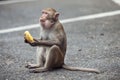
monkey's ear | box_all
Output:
[54,12,59,20]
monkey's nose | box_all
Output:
[40,18,45,22]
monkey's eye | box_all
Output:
[42,11,48,15]
[44,12,48,15]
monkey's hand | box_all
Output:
[29,41,38,47]
[33,38,39,42]
[24,39,28,43]
[24,37,40,47]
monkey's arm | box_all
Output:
[30,39,61,47]
[24,38,41,46]
[29,33,63,47]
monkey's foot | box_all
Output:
[29,68,48,73]
[25,64,32,69]
[25,63,40,69]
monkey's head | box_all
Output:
[39,8,59,29]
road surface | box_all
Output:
[0,0,120,80]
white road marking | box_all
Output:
[0,10,120,34]
[0,24,40,34]
[0,0,35,5]
[60,10,120,23]
[112,0,120,5]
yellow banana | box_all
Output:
[24,31,34,43]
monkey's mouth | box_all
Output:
[40,19,45,22]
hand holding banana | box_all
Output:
[24,31,39,47]
[24,31,34,43]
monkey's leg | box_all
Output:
[45,45,64,68]
[26,55,44,69]
[25,56,44,69]
[26,48,44,69]
[29,45,63,73]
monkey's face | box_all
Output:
[40,10,48,21]
[39,10,53,29]
[39,8,59,29]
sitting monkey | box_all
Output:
[24,8,100,73]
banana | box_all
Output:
[24,31,34,43]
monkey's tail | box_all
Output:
[62,64,100,74]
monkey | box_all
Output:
[24,8,100,74]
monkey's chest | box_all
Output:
[41,32,49,40]
[41,32,54,40]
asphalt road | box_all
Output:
[0,0,120,80]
